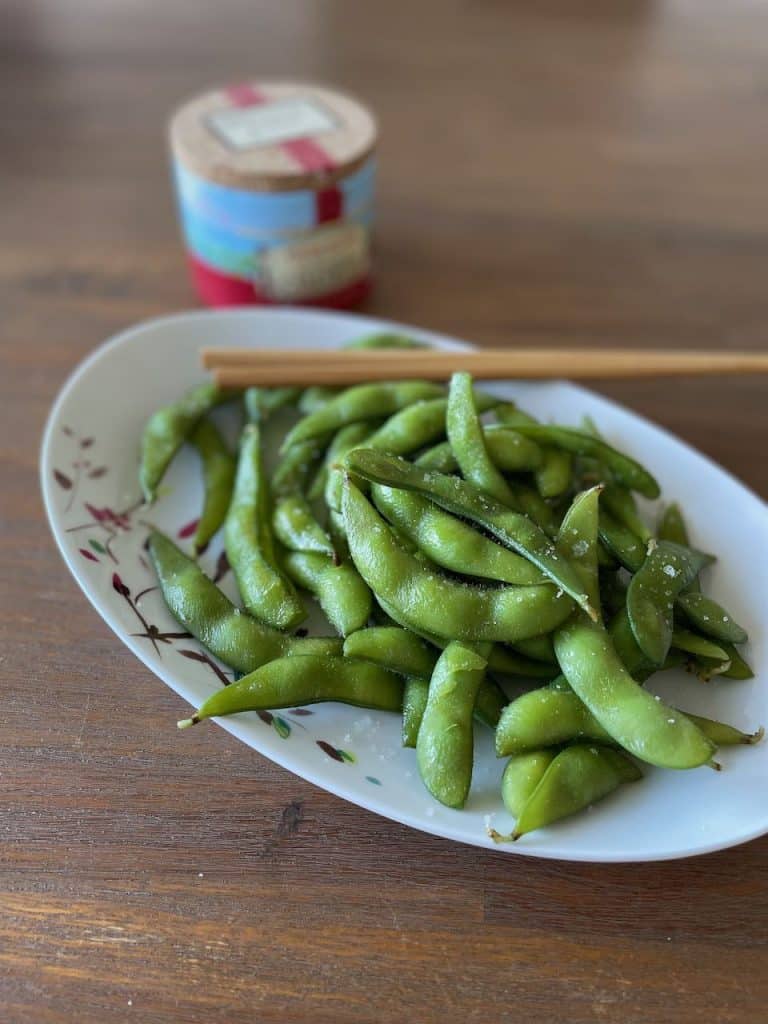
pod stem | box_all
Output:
[486,826,522,844]
[177,715,201,730]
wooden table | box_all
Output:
[3,2,767,1020]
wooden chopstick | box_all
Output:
[201,346,768,387]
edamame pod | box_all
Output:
[496,687,612,756]
[273,493,336,558]
[402,677,430,748]
[178,654,404,727]
[658,503,690,546]
[343,626,438,679]
[225,424,305,630]
[511,425,660,499]
[140,381,233,503]
[148,531,341,673]
[342,481,575,643]
[675,591,748,645]
[535,447,573,499]
[446,372,519,507]
[309,420,373,503]
[416,427,543,474]
[282,381,445,450]
[496,683,762,755]
[189,418,236,554]
[366,394,497,457]
[370,598,510,729]
[345,450,596,618]
[417,641,490,808]
[554,614,716,769]
[245,386,301,422]
[284,550,372,637]
[627,541,712,665]
[598,508,646,572]
[510,745,642,839]
[500,750,557,817]
[556,486,602,612]
[371,484,546,585]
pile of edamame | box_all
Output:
[141,334,760,840]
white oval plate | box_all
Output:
[41,309,767,862]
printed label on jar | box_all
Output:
[207,97,338,151]
[258,223,369,301]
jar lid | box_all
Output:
[169,80,377,193]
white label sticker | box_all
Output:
[207,97,338,151]
[259,223,369,301]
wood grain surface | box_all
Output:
[2,2,767,1021]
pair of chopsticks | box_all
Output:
[202,346,768,388]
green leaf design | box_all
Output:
[89,539,107,554]
[273,716,291,739]
[365,776,382,785]
[338,749,356,764]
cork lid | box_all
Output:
[169,80,377,192]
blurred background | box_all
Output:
[5,1,767,480]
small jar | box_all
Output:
[169,81,377,308]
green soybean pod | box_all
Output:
[655,506,750,649]
[658,503,690,546]
[366,394,498,457]
[627,541,712,665]
[342,481,575,643]
[273,493,335,558]
[498,676,762,754]
[602,484,652,543]
[178,654,404,728]
[245,386,301,422]
[416,641,490,808]
[511,425,660,499]
[446,371,519,507]
[147,531,341,674]
[402,677,430,748]
[598,508,646,572]
[485,646,560,681]
[715,642,755,680]
[371,484,546,585]
[308,420,373,503]
[510,634,556,664]
[224,424,305,631]
[370,597,510,729]
[345,450,595,617]
[346,333,428,350]
[556,485,602,612]
[417,427,543,474]
[343,626,438,679]
[271,435,335,558]
[535,447,573,499]
[608,607,654,679]
[282,381,445,449]
[188,418,236,554]
[676,591,749,645]
[510,745,642,839]
[671,629,729,663]
[495,687,612,757]
[554,614,716,769]
[500,751,557,817]
[493,404,537,428]
[140,381,233,503]
[298,386,338,414]
[283,550,372,637]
